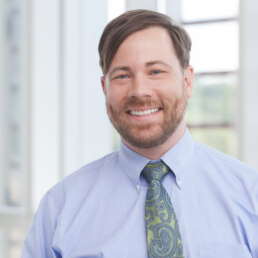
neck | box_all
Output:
[122,121,186,160]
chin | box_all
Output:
[123,133,170,149]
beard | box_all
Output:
[106,89,188,149]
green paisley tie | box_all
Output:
[142,161,184,258]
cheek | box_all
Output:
[106,88,125,107]
[158,85,179,99]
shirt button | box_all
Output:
[178,180,182,187]
[136,184,141,190]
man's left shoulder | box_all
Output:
[194,142,258,215]
[194,141,258,181]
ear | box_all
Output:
[184,65,194,99]
[101,76,107,95]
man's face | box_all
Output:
[101,26,193,149]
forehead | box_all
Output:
[118,26,173,51]
[108,27,178,71]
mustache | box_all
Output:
[122,97,163,110]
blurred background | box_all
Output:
[0,0,258,256]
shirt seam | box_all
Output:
[195,141,258,176]
[47,190,61,210]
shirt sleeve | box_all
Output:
[21,192,61,258]
[250,179,258,258]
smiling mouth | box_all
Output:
[128,108,160,116]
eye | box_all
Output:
[151,70,163,75]
[115,74,129,79]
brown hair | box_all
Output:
[98,9,191,75]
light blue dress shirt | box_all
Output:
[22,129,258,258]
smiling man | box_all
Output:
[22,10,258,258]
[101,26,193,159]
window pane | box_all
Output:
[182,0,239,21]
[0,226,25,258]
[189,127,238,157]
[185,22,239,73]
[186,73,238,125]
[108,0,125,21]
[0,0,25,209]
[157,0,166,14]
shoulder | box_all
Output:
[65,151,118,180]
[25,151,120,247]
[193,141,258,212]
[46,151,119,208]
[194,141,258,178]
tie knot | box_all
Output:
[142,161,169,183]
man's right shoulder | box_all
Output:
[46,151,119,208]
[71,151,119,177]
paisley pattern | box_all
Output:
[142,161,184,258]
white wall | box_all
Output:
[62,0,112,177]
[0,0,5,207]
[30,0,61,211]
[30,0,113,211]
[239,0,258,169]
[126,0,156,10]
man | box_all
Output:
[22,10,258,258]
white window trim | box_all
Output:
[239,0,258,169]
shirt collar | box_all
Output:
[118,127,194,190]
[118,140,149,189]
[161,128,194,188]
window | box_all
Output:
[0,0,246,257]
[0,1,29,257]
[1,1,112,257]
[0,0,26,212]
[181,0,240,157]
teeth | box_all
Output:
[130,108,159,116]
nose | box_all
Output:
[127,73,152,98]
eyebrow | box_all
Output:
[109,66,130,78]
[109,60,171,77]
[145,60,171,68]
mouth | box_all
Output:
[127,108,160,116]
